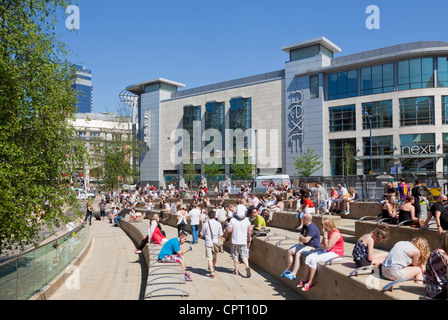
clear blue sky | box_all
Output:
[57,0,448,114]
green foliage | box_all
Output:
[293,148,323,177]
[230,163,254,180]
[203,162,224,179]
[341,143,355,175]
[0,0,86,254]
[96,131,141,191]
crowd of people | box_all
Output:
[87,178,446,299]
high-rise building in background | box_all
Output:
[72,64,93,113]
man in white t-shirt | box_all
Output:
[334,184,349,214]
[224,207,252,277]
[187,204,202,244]
[200,211,224,278]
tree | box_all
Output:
[203,162,224,187]
[230,163,255,181]
[341,142,355,176]
[0,1,87,254]
[293,148,323,177]
[91,112,141,191]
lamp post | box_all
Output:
[363,112,373,174]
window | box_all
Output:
[361,63,394,95]
[362,100,393,129]
[398,58,434,90]
[205,101,225,157]
[229,97,252,151]
[363,135,393,157]
[309,75,319,99]
[399,96,434,126]
[443,96,448,124]
[329,105,356,132]
[183,105,201,157]
[329,138,356,176]
[327,70,358,100]
[438,57,448,87]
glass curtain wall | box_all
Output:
[329,105,356,132]
[329,138,356,176]
[398,57,434,90]
[328,70,357,100]
[362,135,394,173]
[400,133,436,173]
[362,100,393,129]
[399,96,434,126]
[361,63,394,95]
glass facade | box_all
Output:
[398,58,434,90]
[183,105,201,160]
[443,133,448,172]
[362,100,393,129]
[438,57,448,87]
[329,105,356,132]
[328,70,357,100]
[205,101,225,162]
[399,96,434,126]
[229,97,251,162]
[362,135,394,173]
[361,63,394,95]
[442,96,448,124]
[310,75,319,99]
[329,138,356,176]
[73,84,93,113]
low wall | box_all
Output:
[266,211,341,234]
[355,220,446,252]
[349,202,382,220]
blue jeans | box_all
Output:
[114,216,123,226]
[191,224,199,243]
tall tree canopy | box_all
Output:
[0,0,86,254]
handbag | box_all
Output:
[208,221,224,254]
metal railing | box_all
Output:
[0,224,90,300]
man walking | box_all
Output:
[224,207,252,277]
[200,211,224,278]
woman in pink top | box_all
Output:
[298,218,344,291]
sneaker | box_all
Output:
[302,282,314,291]
[246,267,251,278]
[344,211,350,215]
[285,273,296,281]
[297,279,307,288]
[184,272,193,282]
[280,270,291,277]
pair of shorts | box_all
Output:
[205,246,217,261]
[231,244,249,260]
[381,266,405,281]
[289,244,319,256]
[158,255,182,264]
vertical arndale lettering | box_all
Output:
[66,5,80,30]
[365,5,380,30]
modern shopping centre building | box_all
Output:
[122,36,448,187]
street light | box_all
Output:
[363,111,373,174]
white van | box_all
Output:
[252,175,291,193]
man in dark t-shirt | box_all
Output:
[427,194,448,234]
[281,213,320,281]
